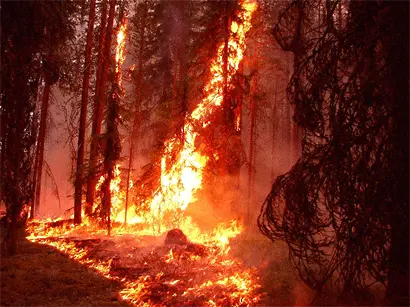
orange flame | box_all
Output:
[115,19,127,79]
[145,0,257,228]
[26,3,262,305]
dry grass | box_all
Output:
[1,237,129,306]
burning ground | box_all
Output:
[1,217,318,306]
[0,220,274,306]
[25,218,266,306]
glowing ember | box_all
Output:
[27,229,262,306]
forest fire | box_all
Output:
[24,0,263,305]
[2,0,408,305]
[144,0,257,230]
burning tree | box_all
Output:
[258,0,409,304]
[20,1,266,305]
[100,17,127,234]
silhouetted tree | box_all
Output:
[74,0,96,224]
[0,1,75,254]
[86,0,114,216]
[258,1,409,305]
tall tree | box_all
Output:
[259,1,409,304]
[86,0,115,216]
[1,1,75,254]
[31,50,54,219]
[74,0,96,224]
[124,1,148,224]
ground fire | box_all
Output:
[24,0,263,305]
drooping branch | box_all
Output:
[259,0,409,304]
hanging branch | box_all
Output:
[259,0,409,304]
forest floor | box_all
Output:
[1,236,129,306]
[1,226,302,306]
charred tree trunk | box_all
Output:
[247,74,256,221]
[125,4,147,225]
[103,73,121,235]
[85,0,110,215]
[101,3,120,234]
[74,0,96,224]
[32,62,53,218]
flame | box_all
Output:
[25,2,262,305]
[115,19,127,79]
[145,0,257,228]
[235,107,241,132]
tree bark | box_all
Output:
[125,3,147,224]
[247,74,256,221]
[32,72,52,218]
[100,0,118,233]
[85,0,108,215]
[74,0,96,224]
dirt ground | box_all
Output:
[1,237,129,306]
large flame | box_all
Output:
[26,2,261,305]
[146,0,257,226]
[93,0,257,235]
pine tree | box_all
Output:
[74,0,96,224]
[86,0,115,216]
[1,1,75,254]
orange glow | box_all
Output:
[235,107,241,132]
[26,1,261,305]
[115,19,127,79]
[144,0,257,230]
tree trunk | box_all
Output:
[103,79,120,235]
[74,0,96,224]
[247,75,256,222]
[100,0,119,233]
[32,73,52,218]
[85,0,108,215]
[125,4,147,224]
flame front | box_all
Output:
[147,0,257,224]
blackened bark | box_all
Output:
[125,3,147,224]
[85,0,108,215]
[32,73,52,217]
[74,0,96,224]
